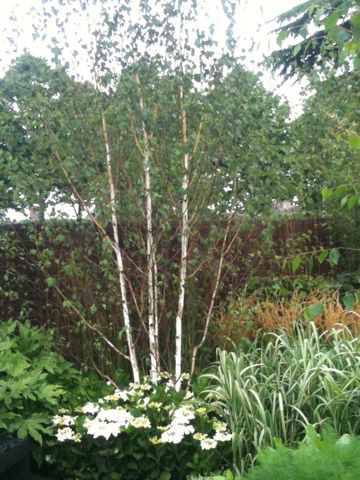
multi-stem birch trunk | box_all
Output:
[135,74,159,383]
[175,85,190,390]
[102,110,140,384]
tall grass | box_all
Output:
[202,322,360,475]
[213,291,360,347]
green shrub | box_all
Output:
[203,322,360,474]
[188,471,237,480]
[244,426,360,480]
[0,320,84,443]
[42,374,232,479]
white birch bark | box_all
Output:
[135,74,159,383]
[102,110,140,384]
[175,85,190,390]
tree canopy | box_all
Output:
[270,0,360,79]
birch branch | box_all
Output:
[135,73,159,382]
[102,109,140,384]
[175,83,190,390]
[53,282,130,361]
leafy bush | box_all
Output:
[188,472,237,480]
[203,322,360,474]
[244,426,360,480]
[42,374,232,479]
[0,320,84,443]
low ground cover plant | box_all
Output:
[41,374,232,479]
[203,322,360,474]
[244,426,360,480]
[0,320,82,444]
[189,428,360,479]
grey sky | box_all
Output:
[1,0,304,104]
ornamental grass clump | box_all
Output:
[45,373,232,479]
[202,322,360,474]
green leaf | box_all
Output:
[46,277,57,288]
[63,299,73,308]
[335,185,348,198]
[344,40,358,54]
[324,11,340,31]
[291,254,302,273]
[343,293,355,311]
[347,195,358,209]
[340,194,349,208]
[14,414,50,445]
[351,13,360,27]
[348,136,360,149]
[158,473,171,480]
[329,248,340,266]
[277,31,289,46]
[304,303,324,321]
[321,187,332,201]
[293,44,301,56]
[37,384,64,404]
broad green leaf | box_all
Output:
[351,13,360,27]
[317,250,329,264]
[324,11,340,31]
[277,31,289,46]
[321,187,332,201]
[158,473,171,480]
[347,195,358,209]
[340,194,349,207]
[329,248,340,266]
[304,303,324,321]
[335,185,348,198]
[46,277,57,287]
[293,44,301,56]
[348,136,360,149]
[291,254,302,273]
[343,293,355,311]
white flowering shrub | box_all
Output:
[43,373,232,479]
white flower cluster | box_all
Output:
[52,373,232,452]
[131,415,151,429]
[82,402,100,415]
[53,415,76,427]
[104,389,129,402]
[160,406,195,444]
[53,415,80,443]
[55,427,81,443]
[83,407,133,440]
[195,420,232,451]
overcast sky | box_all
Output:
[0,0,304,105]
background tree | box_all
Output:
[0,54,74,219]
[270,0,360,80]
